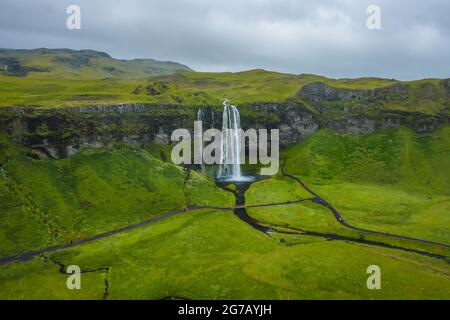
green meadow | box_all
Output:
[1,209,449,300]
[245,127,450,260]
[0,69,311,107]
[1,62,448,114]
[280,127,450,242]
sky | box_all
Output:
[0,0,449,80]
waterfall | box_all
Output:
[218,99,242,180]
[197,107,206,174]
[197,106,204,123]
[210,107,215,128]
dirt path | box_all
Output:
[0,207,195,266]
[0,201,307,266]
[280,159,450,249]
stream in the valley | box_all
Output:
[216,177,270,233]
[214,173,449,261]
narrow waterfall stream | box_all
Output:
[196,107,206,174]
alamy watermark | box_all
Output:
[65,4,381,32]
[66,5,81,30]
[170,121,279,176]
[367,265,381,289]
[367,5,381,30]
[66,265,81,290]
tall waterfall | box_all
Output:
[218,99,242,180]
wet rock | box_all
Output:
[66,145,79,157]
[154,129,170,145]
[30,149,48,160]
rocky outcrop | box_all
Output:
[298,81,409,103]
[298,81,371,102]
[295,80,449,135]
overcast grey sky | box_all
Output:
[0,0,449,79]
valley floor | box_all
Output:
[1,208,449,300]
[0,127,449,299]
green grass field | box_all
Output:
[283,126,450,194]
[0,134,233,257]
[245,126,450,259]
[0,69,311,107]
[311,183,450,244]
[245,177,450,256]
[252,126,450,241]
[1,209,449,300]
[1,126,449,299]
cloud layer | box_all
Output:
[1,0,449,79]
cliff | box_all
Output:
[1,97,448,160]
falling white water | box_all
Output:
[210,108,215,128]
[197,107,204,122]
[197,107,206,174]
[218,99,242,180]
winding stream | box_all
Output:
[216,178,270,233]
[216,174,449,261]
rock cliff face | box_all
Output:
[296,81,449,136]
[0,104,194,159]
[1,87,448,158]
[298,81,410,103]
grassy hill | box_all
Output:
[0,48,448,113]
[283,126,450,193]
[0,133,233,257]
[244,126,450,246]
[0,59,448,116]
[0,48,191,79]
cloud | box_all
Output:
[0,0,449,79]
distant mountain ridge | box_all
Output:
[0,48,192,79]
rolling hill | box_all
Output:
[0,48,192,79]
